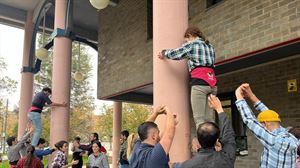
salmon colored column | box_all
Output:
[18,11,34,139]
[112,102,122,168]
[153,0,191,162]
[50,0,72,145]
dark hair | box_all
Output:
[6,136,16,146]
[92,140,102,149]
[25,145,35,168]
[289,126,300,155]
[138,122,158,141]
[54,140,68,151]
[121,130,129,138]
[184,27,209,44]
[197,122,220,149]
[92,133,99,140]
[37,138,46,146]
[74,136,81,142]
[42,87,52,94]
[289,126,300,139]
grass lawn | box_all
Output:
[0,155,89,168]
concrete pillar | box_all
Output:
[18,11,34,139]
[112,102,122,168]
[50,0,72,146]
[153,0,191,162]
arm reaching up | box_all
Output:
[208,94,236,162]
[159,107,177,154]
[15,124,33,150]
[240,83,269,112]
[240,83,259,104]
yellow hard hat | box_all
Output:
[257,110,281,122]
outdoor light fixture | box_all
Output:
[35,15,48,61]
[89,0,110,10]
[74,71,84,81]
[35,48,49,60]
[74,42,84,82]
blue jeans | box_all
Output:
[28,112,42,146]
[119,164,129,168]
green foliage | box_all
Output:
[95,103,151,141]
[122,103,152,134]
[0,57,17,105]
[0,57,18,141]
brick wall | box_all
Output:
[96,1,300,166]
[188,0,300,61]
[97,0,152,98]
[217,55,300,167]
[97,0,300,98]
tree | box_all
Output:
[0,57,17,141]
[94,103,151,142]
[0,57,17,104]
[35,34,95,141]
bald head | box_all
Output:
[197,122,220,149]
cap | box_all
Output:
[257,110,281,122]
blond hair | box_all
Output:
[127,133,138,160]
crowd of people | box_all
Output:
[6,129,110,168]
[3,27,300,168]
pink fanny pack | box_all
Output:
[29,106,41,112]
[191,67,217,88]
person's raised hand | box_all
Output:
[235,85,244,100]
[208,94,223,113]
[165,107,179,126]
[158,52,165,59]
[240,83,253,98]
[155,105,166,116]
[240,83,259,104]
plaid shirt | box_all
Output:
[235,99,299,168]
[163,38,215,72]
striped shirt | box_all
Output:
[235,99,299,168]
[163,38,215,72]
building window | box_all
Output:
[217,92,248,156]
[207,0,223,8]
[147,0,153,40]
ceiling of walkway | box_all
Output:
[0,0,110,42]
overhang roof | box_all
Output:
[0,0,101,42]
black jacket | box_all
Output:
[180,113,236,168]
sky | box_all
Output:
[0,24,111,115]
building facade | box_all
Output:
[98,0,300,167]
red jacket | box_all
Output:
[17,156,44,168]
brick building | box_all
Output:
[98,0,300,167]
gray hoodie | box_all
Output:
[87,153,109,168]
[7,131,31,163]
